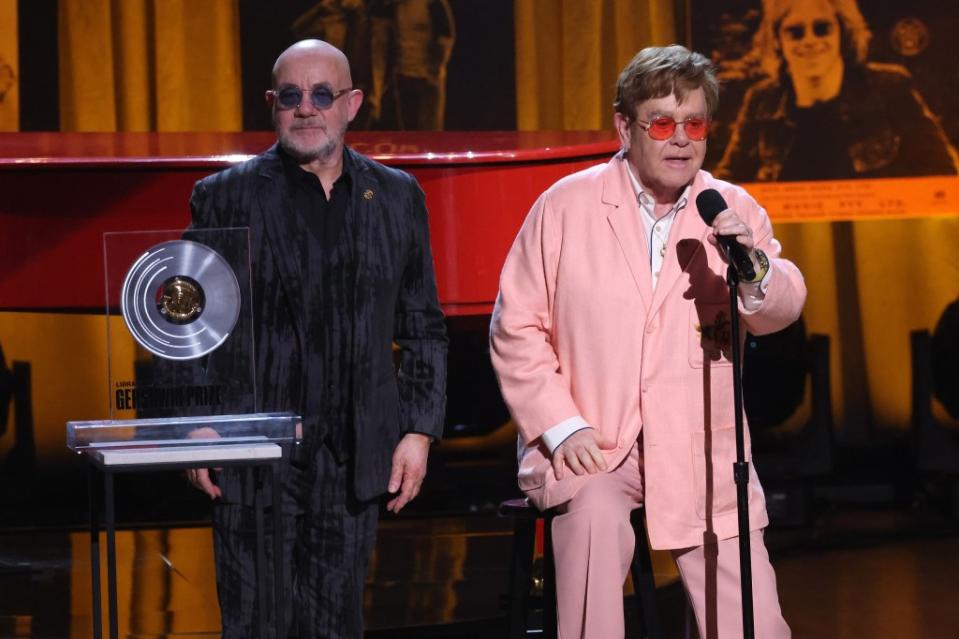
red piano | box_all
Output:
[1,131,619,315]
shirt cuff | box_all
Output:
[541,416,592,454]
[740,267,772,311]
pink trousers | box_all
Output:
[552,443,790,639]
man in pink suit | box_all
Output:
[490,45,805,638]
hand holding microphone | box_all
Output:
[695,189,765,282]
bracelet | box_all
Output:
[747,249,769,283]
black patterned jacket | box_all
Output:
[189,144,448,502]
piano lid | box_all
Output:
[0,130,618,168]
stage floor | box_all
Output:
[1,503,958,638]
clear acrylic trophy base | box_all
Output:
[67,411,301,468]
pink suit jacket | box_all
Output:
[490,154,807,550]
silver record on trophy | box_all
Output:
[120,239,241,360]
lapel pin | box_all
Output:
[363,189,374,200]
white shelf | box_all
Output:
[90,442,282,467]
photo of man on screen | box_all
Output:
[699,0,959,183]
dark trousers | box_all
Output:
[212,443,379,638]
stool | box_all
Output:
[499,498,663,639]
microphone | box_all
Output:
[695,189,756,281]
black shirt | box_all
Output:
[278,146,357,461]
[278,146,353,253]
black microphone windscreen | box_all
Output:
[695,189,727,225]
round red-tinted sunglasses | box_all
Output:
[635,116,710,141]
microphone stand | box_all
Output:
[726,263,755,639]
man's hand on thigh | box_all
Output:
[551,428,616,480]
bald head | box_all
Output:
[269,39,363,168]
[272,39,352,88]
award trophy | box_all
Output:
[67,228,299,639]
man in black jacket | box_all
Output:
[185,39,447,637]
